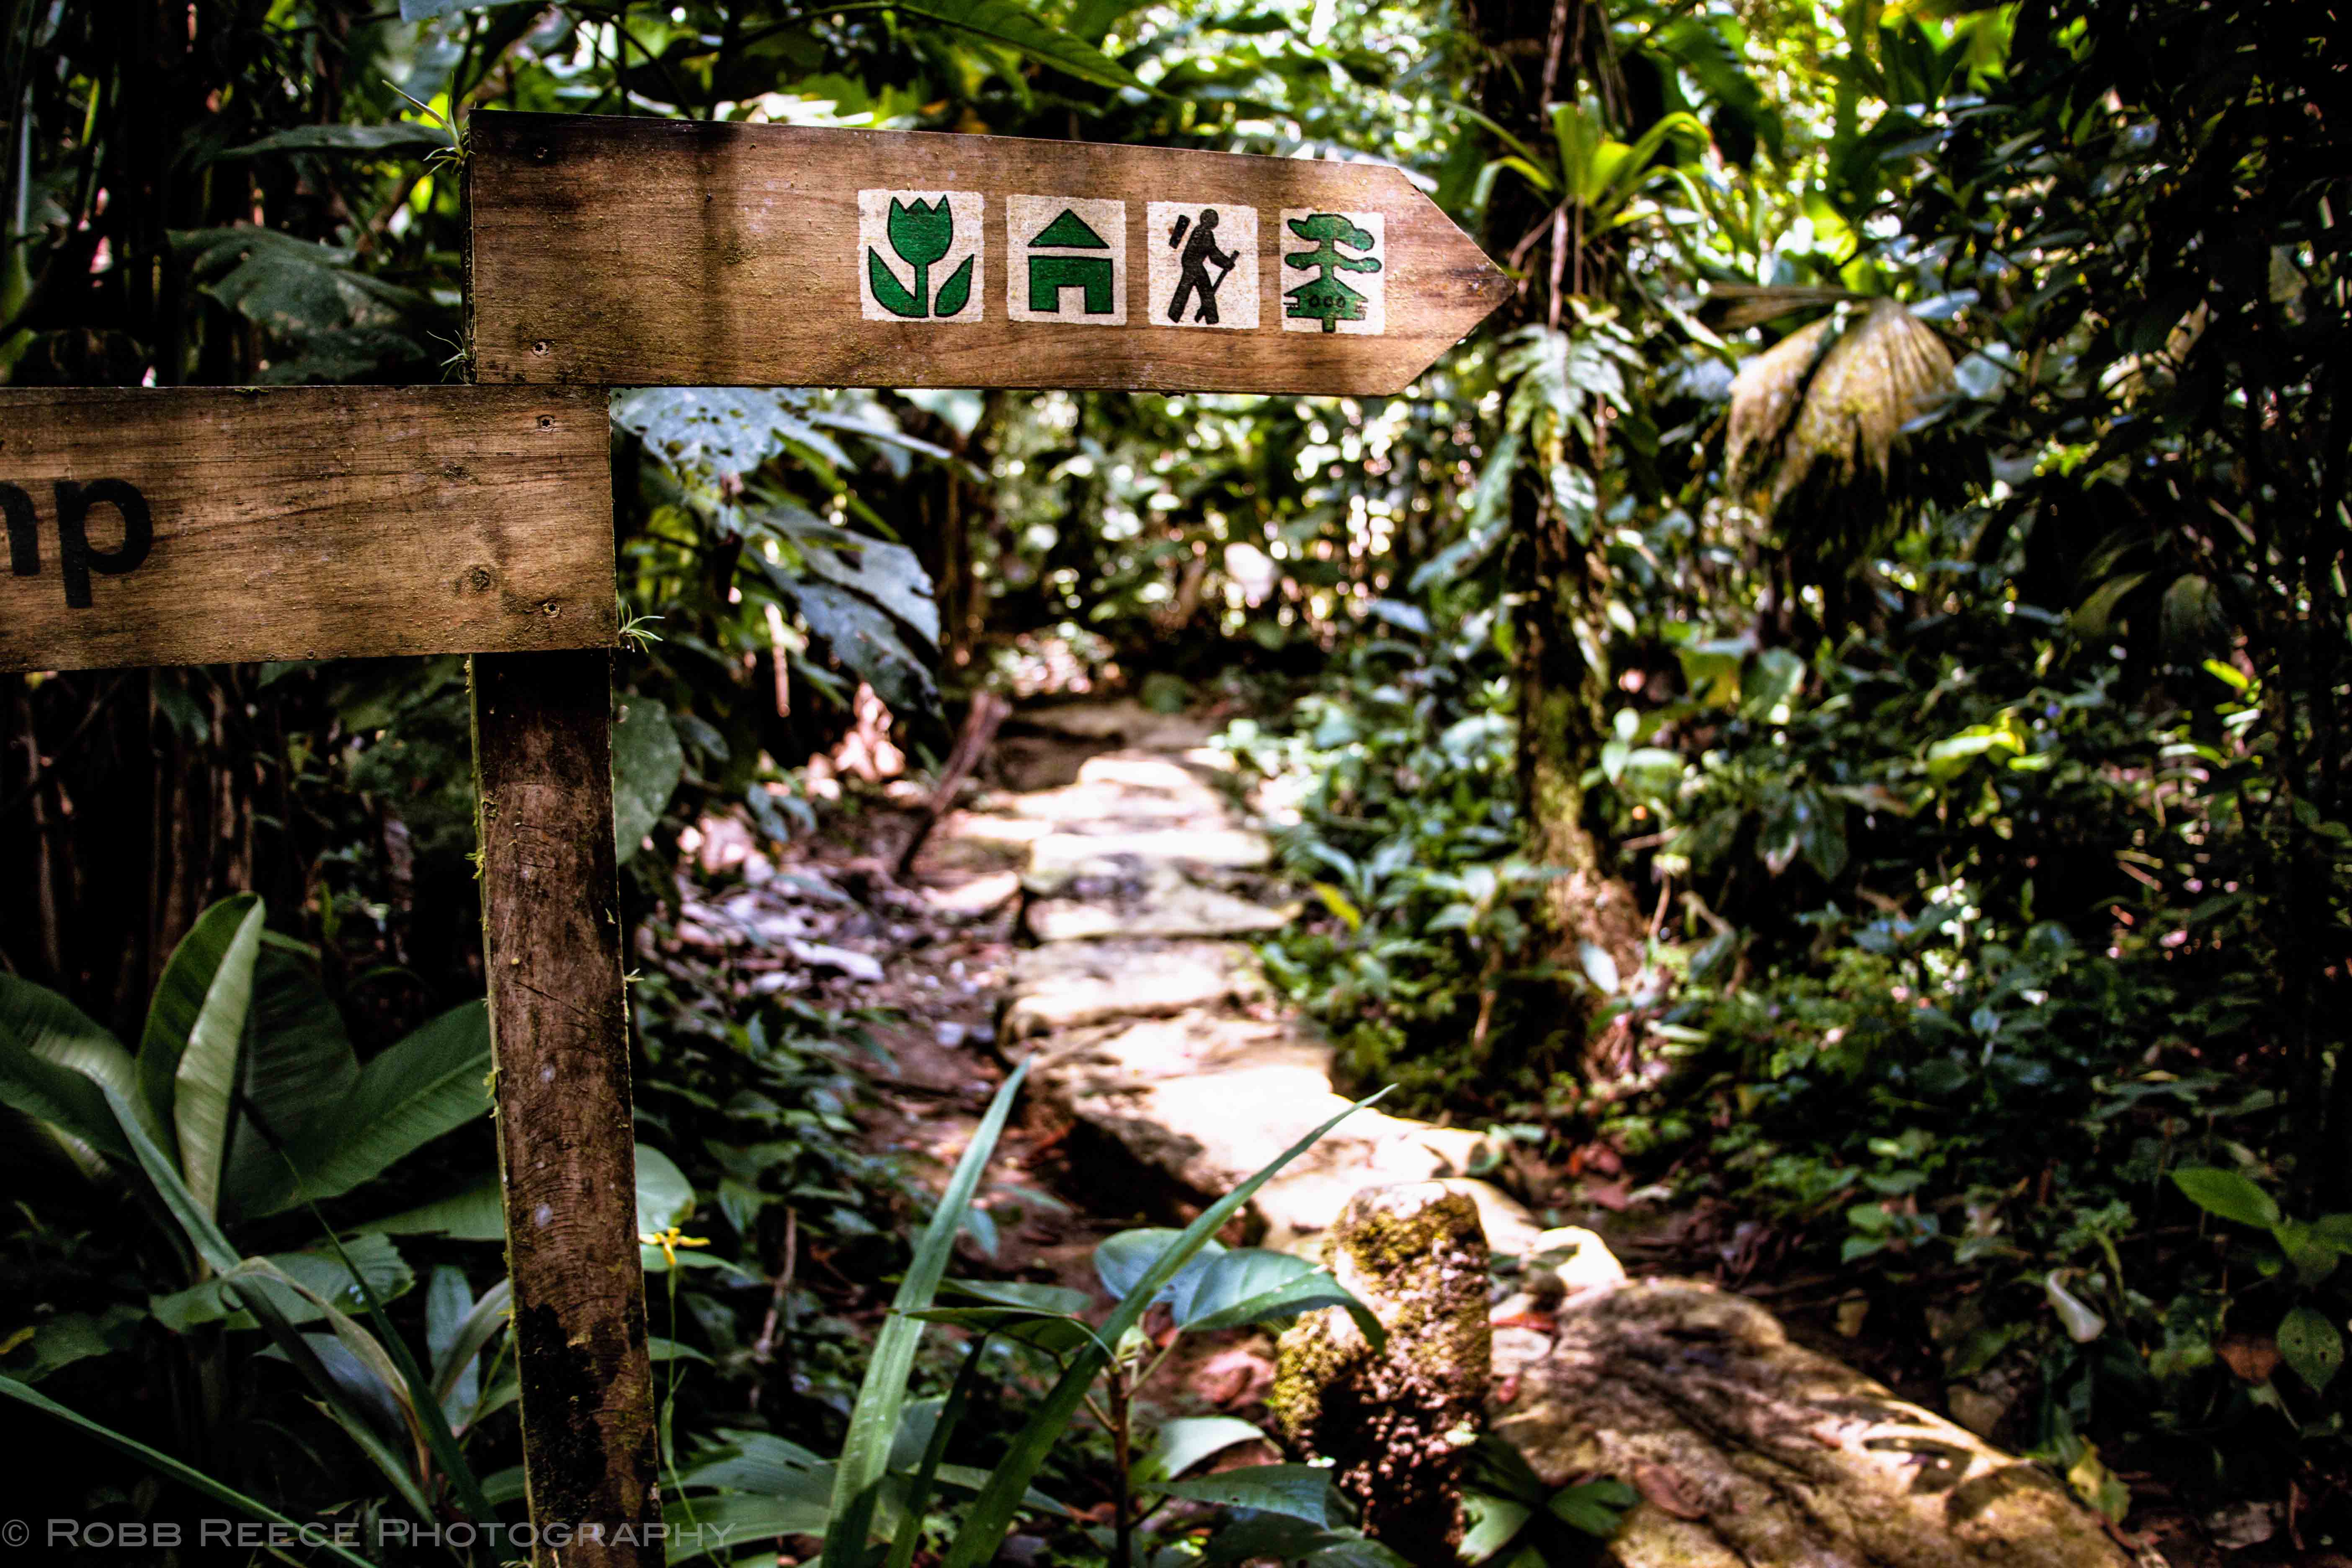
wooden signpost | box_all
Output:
[3,110,1506,1568]
[467,113,1509,395]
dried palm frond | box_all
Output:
[1705,282,1865,331]
[1726,298,1955,511]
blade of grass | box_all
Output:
[1,1374,380,1568]
[939,1088,1390,1568]
[883,1336,991,1568]
[820,1057,1030,1568]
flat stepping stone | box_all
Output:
[1001,753,1237,832]
[1024,1009,1335,1089]
[1024,826,1272,893]
[1026,874,1295,941]
[1000,940,1263,1039]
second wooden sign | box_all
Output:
[0,385,614,673]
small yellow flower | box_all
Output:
[639,1226,711,1270]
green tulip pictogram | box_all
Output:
[869,196,975,319]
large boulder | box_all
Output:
[1491,1276,2134,1568]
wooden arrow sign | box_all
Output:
[467,113,1509,397]
[0,386,614,673]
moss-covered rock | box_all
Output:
[1271,1182,1492,1566]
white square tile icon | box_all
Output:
[1279,208,1385,335]
[859,190,984,322]
[1145,203,1258,330]
[1006,196,1127,325]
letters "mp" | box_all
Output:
[4,479,153,608]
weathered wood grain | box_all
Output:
[471,648,659,1568]
[0,386,615,673]
[468,113,1510,396]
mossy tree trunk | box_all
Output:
[1468,0,1648,1047]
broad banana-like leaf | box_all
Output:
[221,946,360,1217]
[0,976,138,1163]
[250,1000,491,1215]
[135,894,265,1217]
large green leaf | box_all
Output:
[612,696,685,865]
[780,578,941,716]
[612,386,835,482]
[150,1233,413,1332]
[103,1084,241,1276]
[1133,1415,1269,1485]
[224,123,454,158]
[354,1177,506,1240]
[795,532,942,648]
[1176,1250,1384,1348]
[135,895,265,1204]
[1157,1464,1339,1524]
[251,1002,492,1215]
[2278,1305,2344,1393]
[637,1144,698,1269]
[1094,1227,1225,1302]
[432,1278,512,1427]
[222,947,360,1218]
[171,909,267,1217]
[891,0,1147,91]
[1,1305,144,1383]
[171,227,419,338]
[0,978,135,1163]
[2171,1166,2281,1230]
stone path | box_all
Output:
[949,700,1542,1258]
[940,700,2136,1568]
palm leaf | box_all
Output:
[222,946,360,1217]
[175,902,267,1220]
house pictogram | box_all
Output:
[1026,207,1116,315]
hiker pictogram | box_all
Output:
[1007,195,1128,324]
[1281,208,1386,335]
[1145,202,1259,332]
[1167,209,1236,323]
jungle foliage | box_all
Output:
[2,0,2348,1558]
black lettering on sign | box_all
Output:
[2,482,36,575]
[1,479,155,608]
[54,480,154,609]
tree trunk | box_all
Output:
[1469,0,1648,1039]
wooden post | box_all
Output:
[470,647,660,1566]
